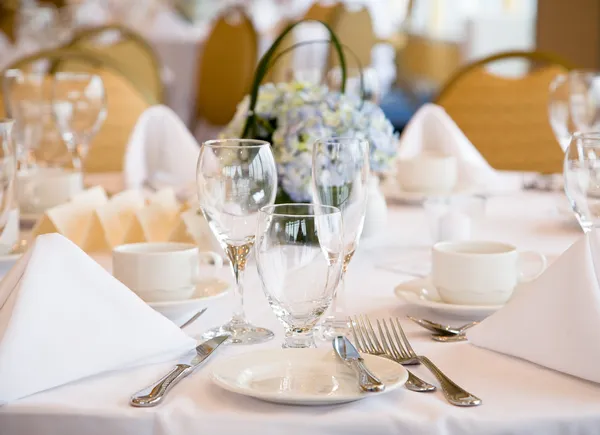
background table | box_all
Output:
[3,190,599,435]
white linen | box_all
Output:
[397,103,501,190]
[124,105,199,198]
[0,233,195,404]
[4,191,600,434]
[467,231,600,383]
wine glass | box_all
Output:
[51,72,107,171]
[197,139,277,344]
[256,204,344,348]
[312,137,369,339]
[328,67,380,103]
[564,132,600,233]
[2,69,46,169]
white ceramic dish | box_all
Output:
[394,277,504,318]
[381,180,476,204]
[148,278,229,323]
[211,348,408,406]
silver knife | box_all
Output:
[130,335,229,407]
[333,336,385,392]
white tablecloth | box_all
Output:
[3,190,600,434]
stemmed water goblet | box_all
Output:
[312,137,370,339]
[197,139,278,344]
[255,204,344,348]
[3,69,46,170]
[564,132,600,233]
[51,72,107,171]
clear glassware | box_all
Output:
[197,139,277,344]
[564,132,600,233]
[2,69,46,170]
[256,204,344,348]
[312,137,370,339]
[0,119,19,253]
[51,72,107,171]
[328,67,380,103]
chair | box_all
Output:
[435,51,573,174]
[0,1,18,42]
[6,47,155,173]
[195,8,258,127]
[327,5,376,70]
[303,2,341,25]
[66,24,164,104]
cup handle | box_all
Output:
[517,251,547,283]
[198,251,224,268]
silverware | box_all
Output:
[130,335,228,407]
[350,316,436,393]
[382,317,481,407]
[408,316,479,336]
[432,334,468,343]
[333,336,385,393]
[179,308,208,329]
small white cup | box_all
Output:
[432,241,547,306]
[396,153,458,193]
[112,242,223,303]
[17,168,83,213]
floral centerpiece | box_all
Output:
[221,20,398,203]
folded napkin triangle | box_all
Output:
[398,103,498,188]
[124,105,199,197]
[0,234,195,404]
[468,232,600,383]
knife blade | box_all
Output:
[333,336,385,392]
[130,335,229,407]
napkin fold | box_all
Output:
[397,103,500,189]
[124,105,199,199]
[468,232,600,383]
[0,234,195,404]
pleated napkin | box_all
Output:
[468,231,600,383]
[124,105,199,199]
[397,103,500,189]
[0,234,195,404]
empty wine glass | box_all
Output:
[256,204,344,348]
[564,132,600,233]
[51,72,107,171]
[197,139,277,344]
[312,137,369,339]
[2,69,46,169]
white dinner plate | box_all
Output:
[211,348,408,406]
[394,277,504,318]
[381,180,477,204]
[148,278,229,323]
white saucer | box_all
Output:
[20,212,41,226]
[147,278,229,323]
[211,348,408,406]
[394,277,503,318]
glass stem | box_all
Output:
[331,271,346,322]
[283,328,316,348]
[226,244,251,326]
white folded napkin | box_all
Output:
[397,103,500,189]
[468,231,600,383]
[124,105,199,200]
[0,233,195,404]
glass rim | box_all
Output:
[3,68,45,80]
[314,136,369,145]
[203,139,271,149]
[572,132,600,141]
[260,203,341,217]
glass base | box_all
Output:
[316,317,350,341]
[200,319,274,345]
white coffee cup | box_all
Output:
[112,242,224,303]
[396,153,458,193]
[432,241,547,306]
[17,168,83,213]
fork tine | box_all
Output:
[355,316,374,353]
[382,318,409,360]
[349,317,365,352]
[364,316,384,353]
[394,317,417,358]
[377,319,399,360]
[358,315,378,353]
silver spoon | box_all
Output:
[408,316,479,336]
[179,308,208,329]
[432,334,468,343]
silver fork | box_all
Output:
[381,317,482,407]
[350,316,436,393]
